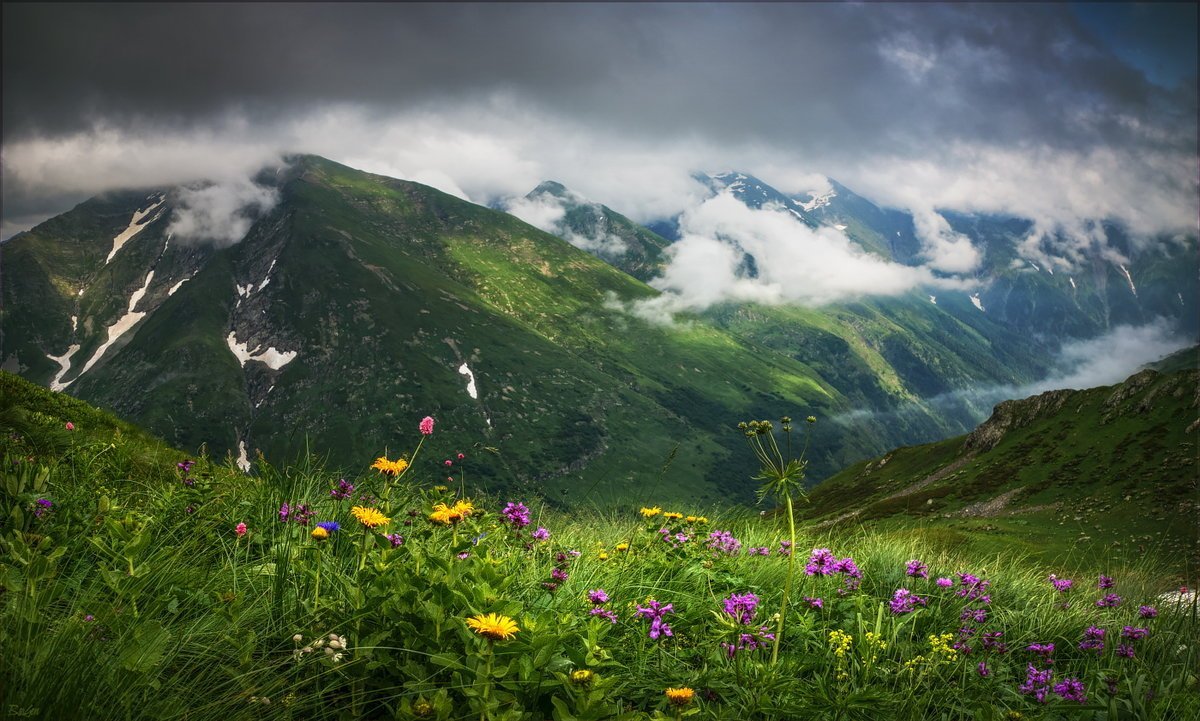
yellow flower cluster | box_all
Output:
[570,669,595,686]
[864,631,888,663]
[685,515,709,524]
[662,511,684,520]
[614,542,629,552]
[639,506,662,518]
[311,526,330,540]
[370,456,409,476]
[351,505,390,529]
[829,629,853,659]
[928,633,958,664]
[664,687,695,706]
[465,612,519,641]
[430,499,475,525]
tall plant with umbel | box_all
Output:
[738,415,814,665]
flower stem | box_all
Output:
[772,493,797,666]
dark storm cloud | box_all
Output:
[2,2,1196,242]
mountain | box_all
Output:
[800,367,1200,569]
[1,155,950,505]
[507,181,672,282]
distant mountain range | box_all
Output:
[2,155,1195,504]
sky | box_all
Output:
[3,2,1197,258]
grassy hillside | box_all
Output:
[2,373,1197,720]
[802,369,1200,573]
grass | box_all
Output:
[2,380,1198,720]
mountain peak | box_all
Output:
[528,180,570,198]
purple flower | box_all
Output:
[1019,664,1054,703]
[386,533,404,547]
[1098,575,1115,589]
[531,527,550,541]
[803,596,824,609]
[706,530,742,555]
[635,600,675,640]
[977,661,991,678]
[33,498,53,518]
[960,608,988,623]
[589,608,618,624]
[889,588,927,615]
[1026,643,1055,662]
[1138,605,1158,619]
[83,614,95,622]
[805,548,837,576]
[1117,643,1135,659]
[721,626,775,658]
[329,479,355,500]
[501,502,531,529]
[982,632,1007,653]
[316,521,340,533]
[1096,594,1123,608]
[587,589,610,605]
[778,540,792,556]
[956,573,991,603]
[722,593,760,625]
[834,557,862,578]
[456,552,470,560]
[177,460,195,473]
[1121,626,1149,640]
[1079,626,1105,653]
[551,567,569,582]
[1053,677,1087,703]
[906,559,929,579]
[935,577,954,588]
[1049,574,1073,592]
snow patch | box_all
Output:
[1179,292,1185,306]
[834,224,848,231]
[70,315,78,332]
[76,270,156,379]
[77,288,85,297]
[225,331,297,370]
[928,295,937,305]
[1119,264,1137,297]
[969,293,985,312]
[799,188,837,212]
[236,441,251,472]
[1069,277,1077,290]
[106,197,165,264]
[168,278,189,296]
[1028,261,1041,272]
[47,344,81,392]
[458,362,478,399]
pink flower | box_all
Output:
[457,452,465,459]
[65,422,75,431]
[235,522,248,537]
[419,416,435,435]
[444,459,453,466]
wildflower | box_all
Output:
[1049,574,1073,592]
[419,416,435,435]
[329,479,355,499]
[615,542,629,552]
[413,700,434,718]
[803,596,824,609]
[570,669,595,686]
[1138,605,1158,618]
[386,533,404,547]
[551,567,568,582]
[371,456,409,476]
[177,459,195,472]
[351,506,390,529]
[1053,677,1087,703]
[1026,643,1055,663]
[316,521,339,533]
[444,459,453,467]
[957,573,991,603]
[1098,575,1115,589]
[722,626,775,658]
[1116,643,1135,658]
[457,452,465,460]
[466,613,519,641]
[977,661,991,677]
[961,608,988,623]
[829,629,853,658]
[889,588,927,615]
[639,506,662,518]
[1096,593,1123,608]
[32,498,53,518]
[1121,626,1149,640]
[805,548,837,576]
[664,687,694,707]
[722,593,760,625]
[935,577,954,588]
[635,600,675,640]
[1019,664,1054,703]
[834,557,862,578]
[501,502,531,528]
[429,500,474,525]
[531,526,550,541]
[457,552,471,560]
[589,608,618,623]
[1079,626,1105,653]
[65,421,75,430]
[235,522,248,537]
[662,511,683,521]
[311,526,329,540]
[906,559,929,579]
[778,540,793,556]
[84,614,95,622]
[982,631,1007,653]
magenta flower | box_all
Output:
[803,596,824,609]
[1026,642,1055,661]
[977,661,991,678]
[587,589,610,605]
[419,416,435,435]
[960,608,988,623]
[905,559,929,579]
[722,593,760,625]
[1049,574,1073,592]
[1096,593,1123,608]
[65,421,75,430]
[551,567,569,582]
[1098,575,1115,589]
[501,502,531,528]
[589,607,618,623]
[1121,626,1149,640]
[982,631,1007,653]
[1079,626,1105,653]
[935,577,954,588]
[1138,605,1158,618]
[1019,664,1054,703]
[457,452,465,460]
[531,526,550,541]
[635,600,675,640]
[235,522,248,537]
[888,588,927,615]
[386,533,404,547]
[706,530,742,555]
[329,479,355,500]
[1053,677,1087,703]
[1117,643,1135,658]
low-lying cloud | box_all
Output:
[504,189,630,259]
[168,178,279,247]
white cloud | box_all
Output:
[504,193,568,234]
[910,206,982,273]
[1031,319,1192,392]
[168,178,279,247]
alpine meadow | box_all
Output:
[1,3,1197,720]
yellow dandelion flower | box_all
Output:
[598,551,609,560]
[371,456,409,476]
[615,542,629,552]
[569,669,595,686]
[433,484,448,492]
[664,687,695,706]
[351,505,390,529]
[640,506,662,518]
[694,516,709,524]
[451,499,475,517]
[429,499,475,525]
[685,515,698,523]
[311,526,329,540]
[466,613,520,641]
[662,511,683,520]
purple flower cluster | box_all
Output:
[778,540,792,556]
[1019,664,1054,703]
[956,573,992,604]
[706,530,742,555]
[1138,605,1158,618]
[636,600,675,640]
[531,526,550,541]
[658,530,690,548]
[32,498,53,519]
[746,546,771,556]
[1053,677,1088,703]
[721,627,775,659]
[1026,643,1055,664]
[279,502,316,526]
[329,479,354,500]
[501,502,531,529]
[721,593,759,625]
[177,459,196,486]
[1098,574,1115,589]
[541,549,573,593]
[1096,594,1123,608]
[1117,644,1135,658]
[905,559,929,579]
[803,596,824,609]
[1049,574,1073,592]
[386,533,404,547]
[889,588,927,615]
[981,631,1008,654]
[1079,626,1105,653]
[960,607,988,623]
[935,577,954,588]
[1121,626,1149,640]
[977,661,991,677]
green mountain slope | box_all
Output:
[2,155,916,504]
[801,368,1200,569]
